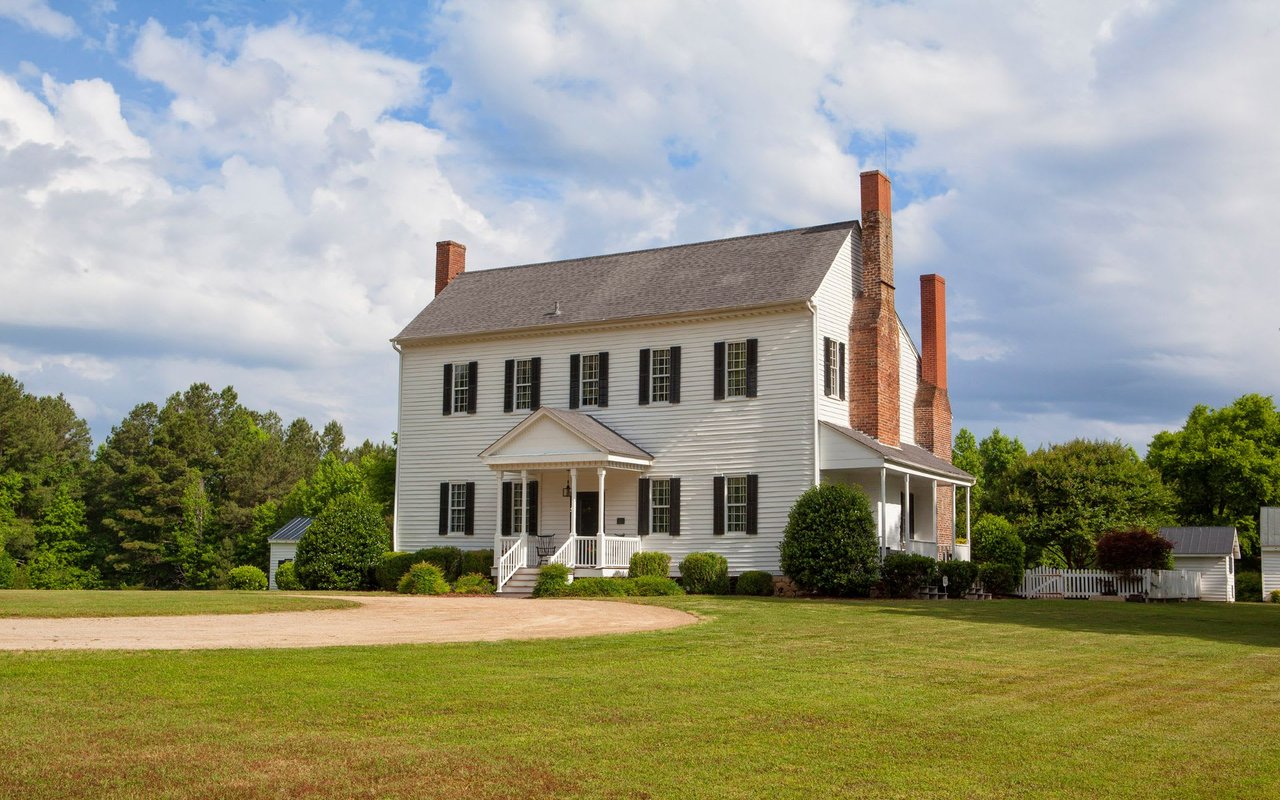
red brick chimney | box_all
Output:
[435,240,466,296]
[848,170,900,446]
[913,274,952,460]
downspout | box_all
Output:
[391,340,403,552]
[807,300,821,486]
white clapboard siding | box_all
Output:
[268,542,297,590]
[814,233,855,430]
[1263,548,1280,600]
[1172,554,1234,602]
[898,322,919,446]
[395,306,821,574]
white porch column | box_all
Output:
[493,471,503,570]
[951,483,957,544]
[930,479,938,543]
[965,485,971,544]
[904,473,912,546]
[597,467,607,569]
[569,468,578,537]
[878,467,887,559]
[520,469,528,538]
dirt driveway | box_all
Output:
[0,595,697,651]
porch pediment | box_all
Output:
[478,407,653,471]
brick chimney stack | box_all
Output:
[913,274,952,460]
[848,170,901,446]
[435,240,466,296]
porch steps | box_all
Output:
[499,567,542,597]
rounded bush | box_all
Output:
[971,516,1025,572]
[274,561,301,591]
[1095,528,1173,573]
[295,493,390,590]
[979,562,1022,595]
[735,571,774,596]
[779,484,879,597]
[679,552,730,594]
[631,576,684,596]
[1269,589,1280,604]
[532,562,570,598]
[629,551,671,578]
[938,560,979,599]
[880,554,937,598]
[453,572,495,595]
[398,562,451,595]
[226,565,268,591]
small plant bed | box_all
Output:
[0,590,359,618]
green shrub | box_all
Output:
[972,515,1025,574]
[629,551,671,578]
[398,562,451,595]
[460,549,493,580]
[564,577,632,597]
[680,552,730,594]
[631,576,684,596]
[735,571,774,596]
[938,560,980,598]
[226,565,268,591]
[779,484,879,597]
[979,563,1023,595]
[375,546,470,591]
[1095,528,1173,574]
[274,561,301,591]
[453,572,495,595]
[0,549,17,589]
[532,562,571,597]
[880,554,937,598]
[1269,589,1280,604]
[1236,570,1263,602]
[295,493,389,590]
[375,551,416,591]
[417,546,466,582]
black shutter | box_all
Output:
[823,337,832,396]
[745,339,758,398]
[466,361,478,414]
[638,349,650,405]
[670,477,681,536]
[713,475,725,535]
[438,482,449,535]
[502,481,513,535]
[838,342,846,400]
[442,364,453,416]
[670,346,682,404]
[598,351,609,407]
[528,481,539,535]
[531,357,542,410]
[503,359,514,413]
[746,474,758,535]
[713,342,726,400]
[637,478,650,535]
[569,354,580,409]
[464,481,475,534]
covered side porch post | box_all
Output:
[597,467,606,568]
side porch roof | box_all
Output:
[818,421,974,485]
[478,407,653,471]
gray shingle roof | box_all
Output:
[481,407,653,461]
[268,517,313,542]
[1159,527,1240,556]
[395,220,860,342]
[820,421,975,483]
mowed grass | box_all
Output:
[2,598,1280,799]
[0,590,359,618]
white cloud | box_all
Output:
[0,0,76,39]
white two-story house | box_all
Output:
[392,171,974,592]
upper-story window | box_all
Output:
[823,337,846,400]
[639,346,682,405]
[569,352,609,409]
[442,361,478,416]
[504,357,541,413]
[713,339,757,401]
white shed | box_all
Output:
[1261,508,1280,601]
[267,516,312,589]
[1159,527,1241,602]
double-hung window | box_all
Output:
[503,357,541,413]
[452,364,470,414]
[725,476,748,533]
[823,337,846,399]
[439,481,475,535]
[570,352,609,408]
[651,348,671,403]
[514,359,533,410]
[511,482,526,535]
[650,479,671,534]
[580,353,600,406]
[449,483,468,534]
[713,339,756,400]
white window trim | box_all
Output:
[649,478,671,535]
[511,482,526,535]
[650,347,672,404]
[513,358,533,412]
[451,363,470,414]
[725,474,748,534]
[725,341,748,399]
[580,352,600,407]
[825,338,841,399]
[448,482,468,534]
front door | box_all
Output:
[576,492,599,536]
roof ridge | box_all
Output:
[453,219,859,278]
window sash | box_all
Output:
[452,364,470,414]
[580,353,600,406]
[448,483,468,534]
[511,483,526,535]
[726,341,748,398]
[826,339,840,398]
[725,475,748,533]
[650,348,671,403]
[514,359,533,410]
[650,479,670,534]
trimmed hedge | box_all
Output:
[938,560,979,598]
[453,573,496,595]
[779,484,879,597]
[972,516,1025,571]
[376,546,472,591]
[735,571,774,596]
[295,493,389,590]
[532,563,570,597]
[558,576,685,597]
[273,561,301,591]
[398,562,451,595]
[631,576,684,596]
[629,551,671,578]
[979,562,1022,595]
[679,552,730,594]
[460,549,494,580]
[880,554,937,599]
[226,565,268,591]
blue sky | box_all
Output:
[1,0,1277,452]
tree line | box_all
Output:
[955,393,1280,568]
[0,374,393,589]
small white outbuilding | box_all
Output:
[1159,527,1241,602]
[1261,507,1280,601]
[267,516,312,589]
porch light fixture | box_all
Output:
[562,480,571,498]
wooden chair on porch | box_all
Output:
[534,533,558,565]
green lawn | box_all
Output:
[2,597,1279,799]
[0,590,358,618]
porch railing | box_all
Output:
[572,536,642,569]
[548,536,576,569]
[903,539,938,559]
[497,534,527,592]
[575,537,597,568]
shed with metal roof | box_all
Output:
[1159,527,1240,602]
[267,517,312,589]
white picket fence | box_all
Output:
[1018,567,1201,600]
